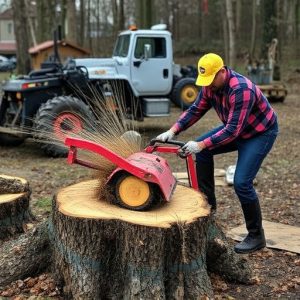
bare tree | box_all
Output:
[36,0,57,43]
[225,0,236,67]
[11,0,31,74]
[66,0,76,42]
[250,0,257,59]
[78,0,85,46]
[136,0,153,29]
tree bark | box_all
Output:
[225,0,236,67]
[0,175,33,240]
[50,179,252,299]
[0,221,50,289]
[11,0,31,74]
[66,0,77,43]
[250,0,257,59]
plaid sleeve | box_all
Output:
[203,89,255,149]
[171,88,212,133]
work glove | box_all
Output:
[182,141,202,155]
[156,129,176,142]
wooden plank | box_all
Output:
[227,220,300,254]
[173,171,227,187]
[173,168,225,179]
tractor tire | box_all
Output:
[34,96,95,157]
[113,172,160,211]
[171,77,200,109]
[0,103,25,147]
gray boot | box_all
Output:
[234,201,266,254]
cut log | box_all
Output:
[50,179,252,299]
[0,174,33,240]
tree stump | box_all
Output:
[0,174,33,240]
[50,179,252,299]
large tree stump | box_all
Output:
[0,174,33,240]
[50,179,252,299]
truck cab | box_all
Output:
[74,25,175,117]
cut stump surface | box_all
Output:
[0,174,32,240]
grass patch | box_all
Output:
[35,197,52,212]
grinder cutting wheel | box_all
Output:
[64,133,199,211]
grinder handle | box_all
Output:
[149,139,185,147]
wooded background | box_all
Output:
[9,0,300,74]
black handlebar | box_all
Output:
[149,139,185,147]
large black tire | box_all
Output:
[0,102,25,147]
[171,77,200,109]
[34,96,95,157]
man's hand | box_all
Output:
[182,141,205,155]
[156,129,176,142]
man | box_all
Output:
[157,53,278,254]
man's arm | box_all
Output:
[202,89,255,149]
[171,88,212,134]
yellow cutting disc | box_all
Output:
[118,175,150,207]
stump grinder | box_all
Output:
[65,137,199,211]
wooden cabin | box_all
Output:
[29,40,90,70]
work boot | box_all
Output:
[234,201,266,254]
[196,161,217,211]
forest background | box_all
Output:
[5,0,300,77]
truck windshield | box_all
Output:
[113,34,130,57]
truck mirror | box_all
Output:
[144,44,151,60]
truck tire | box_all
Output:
[172,78,200,109]
[34,96,95,157]
[0,103,25,147]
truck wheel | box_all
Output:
[0,103,25,146]
[34,96,95,157]
[172,78,199,109]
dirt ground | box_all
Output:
[0,93,299,299]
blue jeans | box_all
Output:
[195,122,278,204]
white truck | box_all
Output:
[76,24,199,112]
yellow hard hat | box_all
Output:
[196,53,224,86]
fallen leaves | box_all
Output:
[0,273,60,298]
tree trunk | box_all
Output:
[250,0,257,59]
[36,0,57,43]
[222,0,229,64]
[225,0,236,68]
[11,0,31,74]
[66,0,77,43]
[50,179,252,299]
[78,0,85,46]
[0,175,33,240]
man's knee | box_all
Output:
[234,177,250,195]
[234,178,256,202]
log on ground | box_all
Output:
[0,174,33,239]
[50,179,252,299]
